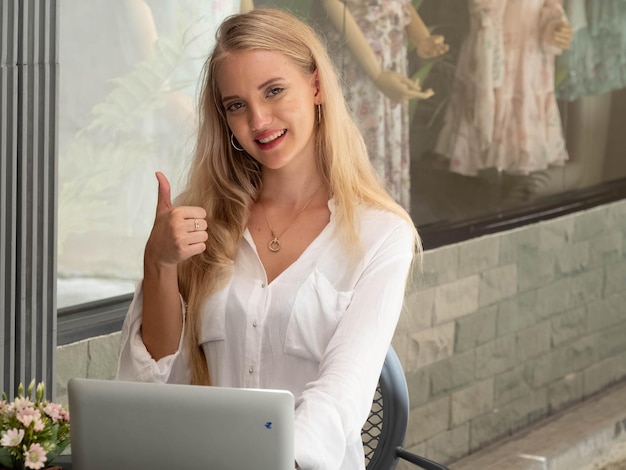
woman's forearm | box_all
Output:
[141,261,184,361]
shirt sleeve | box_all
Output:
[115,282,191,384]
[293,219,415,470]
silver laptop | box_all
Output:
[67,378,294,470]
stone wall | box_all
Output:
[56,331,121,403]
[55,199,626,466]
[394,199,626,467]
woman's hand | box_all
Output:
[144,172,208,269]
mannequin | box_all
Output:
[552,0,626,191]
[435,0,573,177]
[312,0,449,210]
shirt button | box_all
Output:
[252,321,257,327]
[248,367,254,374]
[261,282,266,288]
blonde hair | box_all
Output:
[177,8,420,385]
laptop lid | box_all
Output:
[67,378,294,470]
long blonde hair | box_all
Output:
[177,8,420,385]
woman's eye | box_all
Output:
[268,87,284,97]
[226,102,244,112]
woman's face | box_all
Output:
[217,49,321,173]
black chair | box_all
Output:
[362,347,450,470]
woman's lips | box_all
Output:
[255,129,286,150]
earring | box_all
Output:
[317,104,322,123]
[230,133,245,152]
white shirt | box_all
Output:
[117,202,415,470]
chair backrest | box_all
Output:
[362,346,410,470]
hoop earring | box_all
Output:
[230,133,245,152]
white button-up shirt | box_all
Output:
[117,202,415,470]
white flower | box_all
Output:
[0,428,25,447]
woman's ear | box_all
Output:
[312,69,323,105]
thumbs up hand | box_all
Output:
[144,171,208,268]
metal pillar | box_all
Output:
[1,0,58,399]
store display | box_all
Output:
[435,0,572,176]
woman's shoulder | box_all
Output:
[354,204,416,244]
[356,203,411,225]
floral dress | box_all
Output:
[556,0,626,101]
[311,0,413,210]
[435,0,570,176]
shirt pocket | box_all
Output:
[284,270,354,362]
[198,286,229,344]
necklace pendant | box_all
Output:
[268,237,281,253]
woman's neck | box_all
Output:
[260,171,326,208]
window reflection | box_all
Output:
[309,0,449,211]
[383,0,625,225]
[57,0,240,307]
[57,0,626,309]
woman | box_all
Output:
[117,8,420,469]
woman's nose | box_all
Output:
[248,103,271,131]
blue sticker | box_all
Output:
[265,421,272,429]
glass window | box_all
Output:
[58,0,626,309]
[301,0,626,226]
[407,0,626,226]
[57,0,242,307]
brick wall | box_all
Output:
[394,199,626,467]
[55,199,626,466]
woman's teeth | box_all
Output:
[257,130,286,144]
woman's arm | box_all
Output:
[293,217,416,469]
[116,172,207,383]
[141,172,208,360]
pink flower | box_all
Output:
[4,402,15,415]
[17,407,45,431]
[13,396,34,411]
[0,428,25,447]
[24,442,47,470]
[43,402,68,423]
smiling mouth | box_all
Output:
[256,130,286,144]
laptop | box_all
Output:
[67,378,294,470]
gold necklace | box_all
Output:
[259,184,324,253]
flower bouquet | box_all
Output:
[0,380,70,470]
